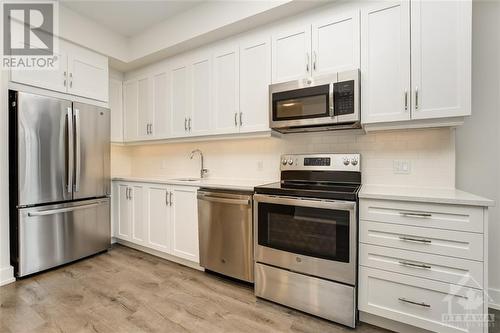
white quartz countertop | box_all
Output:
[112,176,275,192]
[359,184,494,207]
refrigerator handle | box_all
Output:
[74,108,81,192]
[66,107,73,193]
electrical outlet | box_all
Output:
[393,160,411,174]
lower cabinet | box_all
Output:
[113,181,200,264]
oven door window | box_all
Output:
[258,203,350,262]
[272,84,330,121]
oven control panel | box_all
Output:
[280,154,360,172]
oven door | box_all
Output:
[254,194,356,285]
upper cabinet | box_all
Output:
[272,26,311,83]
[11,39,109,102]
[362,0,471,126]
[123,80,139,142]
[190,52,213,136]
[170,63,191,137]
[109,78,123,143]
[152,72,171,139]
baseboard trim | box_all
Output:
[115,239,204,271]
[360,311,433,333]
[489,288,500,310]
[0,265,15,286]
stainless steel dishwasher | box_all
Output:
[197,189,254,283]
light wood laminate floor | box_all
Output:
[0,245,408,332]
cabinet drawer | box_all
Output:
[360,244,483,289]
[359,267,485,333]
[360,220,483,261]
[360,199,483,233]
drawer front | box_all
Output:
[360,199,483,233]
[360,244,484,289]
[360,220,483,261]
[359,267,485,333]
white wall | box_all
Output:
[456,0,500,308]
[114,128,456,189]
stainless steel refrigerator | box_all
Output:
[9,90,111,277]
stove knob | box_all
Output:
[343,158,350,166]
[282,159,288,166]
[351,158,358,166]
[288,159,293,165]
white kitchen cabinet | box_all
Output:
[170,64,191,137]
[410,0,471,119]
[109,78,123,143]
[190,53,213,135]
[11,39,109,102]
[239,35,271,133]
[136,77,152,140]
[66,42,109,102]
[123,80,139,142]
[272,25,311,83]
[113,181,199,265]
[152,72,171,139]
[361,1,411,124]
[213,44,240,134]
[170,186,199,263]
[311,10,360,75]
[146,184,171,253]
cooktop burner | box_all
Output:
[254,153,361,201]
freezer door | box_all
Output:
[17,198,110,276]
[17,92,73,206]
[72,102,110,200]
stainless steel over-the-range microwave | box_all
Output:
[269,69,360,133]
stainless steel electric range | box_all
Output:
[254,153,361,328]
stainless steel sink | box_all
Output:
[172,178,201,182]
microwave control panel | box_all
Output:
[333,80,355,116]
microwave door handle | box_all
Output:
[329,83,335,118]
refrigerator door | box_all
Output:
[17,92,73,207]
[17,198,110,277]
[72,102,110,200]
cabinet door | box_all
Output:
[411,0,471,119]
[361,2,411,124]
[146,185,171,253]
[123,80,139,141]
[239,36,271,133]
[10,48,68,94]
[66,43,109,102]
[152,72,171,139]
[311,10,360,76]
[170,186,199,263]
[137,77,152,140]
[109,78,123,143]
[271,25,311,83]
[190,54,212,135]
[116,184,131,241]
[213,45,240,134]
[170,64,190,137]
[130,184,145,245]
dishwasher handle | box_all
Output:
[198,193,251,206]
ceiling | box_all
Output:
[62,1,205,37]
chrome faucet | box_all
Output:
[190,149,208,179]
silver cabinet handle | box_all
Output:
[398,298,431,308]
[27,201,108,217]
[129,188,133,200]
[66,107,74,193]
[73,109,81,193]
[126,188,130,200]
[165,191,169,206]
[404,90,408,111]
[400,212,432,218]
[169,192,173,206]
[146,124,149,135]
[399,261,432,270]
[69,72,73,88]
[399,236,432,244]
[415,87,419,110]
[188,118,192,131]
[184,118,187,131]
[313,51,317,71]
[234,112,238,127]
[306,52,310,72]
[239,112,243,126]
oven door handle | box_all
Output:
[253,194,356,211]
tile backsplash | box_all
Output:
[111,128,455,188]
